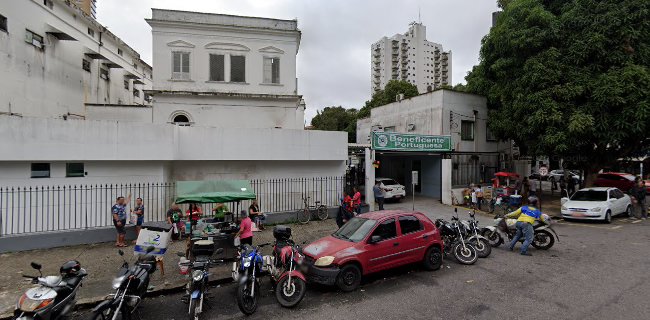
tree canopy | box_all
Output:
[358,80,419,118]
[466,0,649,183]
[310,106,358,142]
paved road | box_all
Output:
[73,198,650,320]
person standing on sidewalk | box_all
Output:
[249,199,265,230]
[351,187,362,213]
[131,197,145,243]
[373,181,385,210]
[235,210,254,246]
[475,185,484,211]
[112,194,131,247]
[629,179,647,220]
[506,196,545,256]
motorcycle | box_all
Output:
[434,209,479,265]
[14,260,87,320]
[180,239,225,320]
[462,210,492,258]
[233,243,270,315]
[91,247,157,320]
[481,213,559,250]
[264,226,307,308]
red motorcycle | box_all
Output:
[264,226,307,308]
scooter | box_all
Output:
[14,261,88,320]
[90,247,157,320]
[481,213,559,250]
[264,226,307,308]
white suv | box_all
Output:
[376,178,406,201]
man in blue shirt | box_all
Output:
[373,181,385,210]
[131,197,145,243]
[112,194,131,247]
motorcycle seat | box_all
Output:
[63,275,83,288]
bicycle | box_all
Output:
[297,195,328,224]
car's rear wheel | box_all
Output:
[423,246,442,271]
[604,210,612,224]
[336,264,361,292]
[625,205,632,218]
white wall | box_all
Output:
[0,117,347,162]
[152,94,304,129]
[147,9,299,96]
[172,160,345,181]
[86,105,153,122]
[0,0,152,118]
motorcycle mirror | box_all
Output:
[118,249,124,256]
[215,248,224,255]
[30,262,42,270]
[146,246,156,253]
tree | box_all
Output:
[465,0,649,185]
[358,80,419,118]
[310,106,358,142]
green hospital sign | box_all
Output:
[371,132,452,152]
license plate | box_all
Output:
[571,212,585,217]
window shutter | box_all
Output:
[172,52,180,79]
[230,56,246,83]
[182,53,190,79]
[263,57,272,83]
[210,54,224,81]
[272,58,280,84]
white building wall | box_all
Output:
[0,0,152,119]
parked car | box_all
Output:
[593,172,637,192]
[548,170,581,183]
[560,187,631,223]
[529,172,548,181]
[302,210,443,292]
[376,178,406,201]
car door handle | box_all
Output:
[393,242,399,247]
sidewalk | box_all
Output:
[0,218,341,318]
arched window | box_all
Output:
[173,114,189,123]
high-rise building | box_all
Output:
[72,0,96,18]
[371,22,451,94]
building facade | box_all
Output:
[145,9,305,129]
[72,0,97,19]
[357,89,511,191]
[371,22,451,94]
[0,0,152,120]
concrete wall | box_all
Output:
[0,117,347,162]
[0,0,152,118]
[85,105,153,122]
[152,94,304,129]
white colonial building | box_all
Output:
[143,9,304,129]
[371,22,451,94]
[0,0,152,120]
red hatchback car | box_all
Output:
[302,210,443,292]
[594,172,638,192]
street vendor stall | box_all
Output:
[491,172,520,197]
[175,180,256,261]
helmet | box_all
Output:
[60,260,81,277]
[528,196,538,206]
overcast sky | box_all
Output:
[97,0,498,123]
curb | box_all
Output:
[0,276,233,320]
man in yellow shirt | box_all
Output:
[506,196,545,256]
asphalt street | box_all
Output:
[70,198,650,320]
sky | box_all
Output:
[96,0,499,123]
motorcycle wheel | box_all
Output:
[452,242,478,265]
[275,276,306,308]
[236,280,259,315]
[531,230,555,250]
[188,298,199,320]
[470,238,492,258]
[481,229,503,247]
[91,306,128,320]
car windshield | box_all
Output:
[332,218,377,242]
[380,179,399,185]
[570,190,607,202]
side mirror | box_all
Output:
[118,249,124,256]
[368,235,382,244]
[146,246,156,253]
[608,198,616,202]
[30,262,42,270]
[560,197,569,205]
[215,248,224,255]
